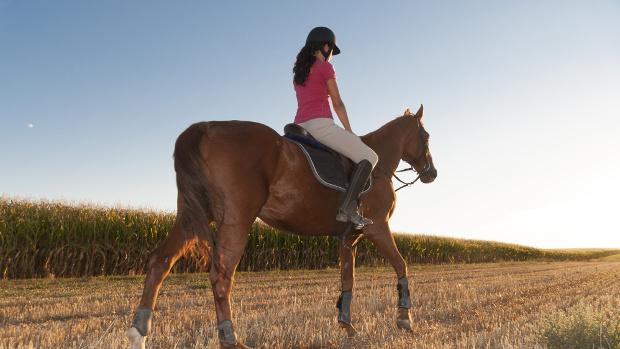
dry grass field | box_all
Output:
[1,260,619,349]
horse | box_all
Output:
[127,105,437,349]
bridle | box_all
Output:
[377,160,432,192]
[393,161,432,191]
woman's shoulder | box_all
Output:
[314,59,334,69]
[313,60,335,79]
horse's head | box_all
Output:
[401,105,437,183]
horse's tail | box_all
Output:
[173,123,216,252]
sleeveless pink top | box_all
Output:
[293,59,336,124]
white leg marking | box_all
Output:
[126,327,146,349]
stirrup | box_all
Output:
[336,209,373,228]
[350,214,373,228]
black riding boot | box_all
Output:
[336,159,373,228]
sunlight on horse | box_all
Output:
[127,105,437,349]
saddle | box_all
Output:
[283,123,372,195]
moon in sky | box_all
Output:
[27,123,34,128]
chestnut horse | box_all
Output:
[127,105,437,349]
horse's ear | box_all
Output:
[404,107,413,116]
[415,104,424,120]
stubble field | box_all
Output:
[1,260,619,349]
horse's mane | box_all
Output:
[362,114,411,139]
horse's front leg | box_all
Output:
[364,222,413,331]
[337,233,361,337]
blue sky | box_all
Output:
[1,1,619,248]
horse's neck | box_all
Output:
[362,117,408,174]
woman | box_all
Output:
[293,26,378,228]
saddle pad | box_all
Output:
[285,137,372,195]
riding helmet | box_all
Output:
[306,26,341,58]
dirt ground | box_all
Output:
[1,260,619,348]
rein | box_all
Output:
[392,167,421,192]
[376,161,431,192]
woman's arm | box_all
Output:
[326,78,353,132]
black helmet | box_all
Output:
[305,26,341,60]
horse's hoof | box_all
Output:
[126,327,146,349]
[396,308,413,332]
[339,321,358,338]
[220,340,252,349]
[396,318,413,331]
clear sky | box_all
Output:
[1,1,619,248]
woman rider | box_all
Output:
[293,26,378,228]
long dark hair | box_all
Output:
[293,42,324,86]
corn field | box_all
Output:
[1,197,617,279]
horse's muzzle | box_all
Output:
[420,167,437,183]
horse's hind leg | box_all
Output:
[127,220,195,349]
[209,221,253,349]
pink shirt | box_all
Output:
[293,59,336,124]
